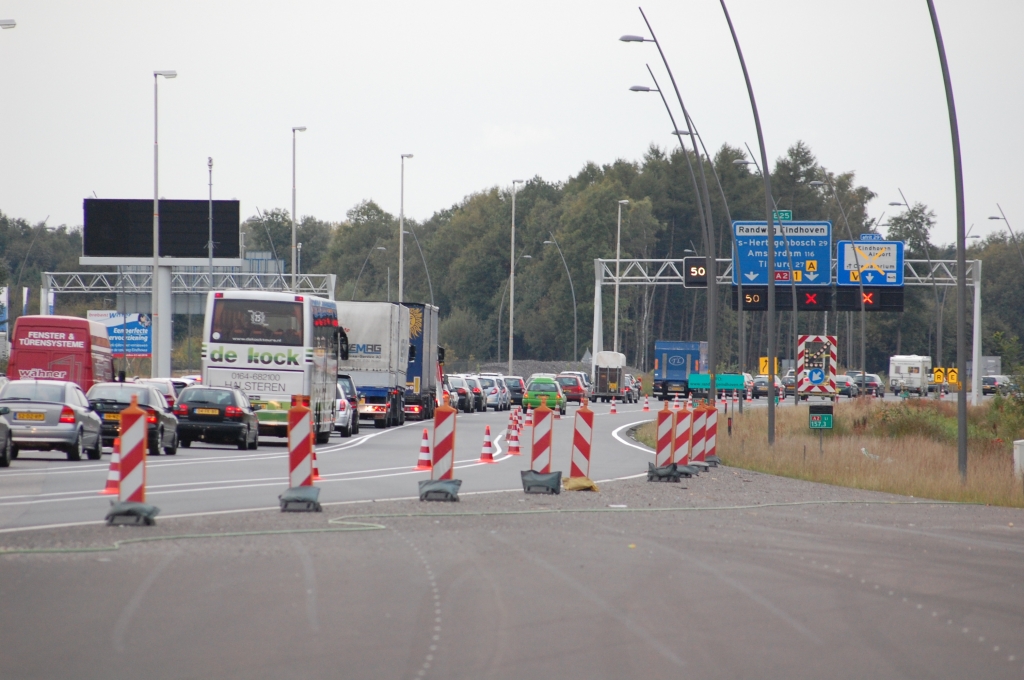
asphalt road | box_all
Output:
[3,396,1019,679]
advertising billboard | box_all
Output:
[87,310,153,357]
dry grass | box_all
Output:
[635,399,1024,508]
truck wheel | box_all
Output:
[316,429,331,444]
[374,418,386,429]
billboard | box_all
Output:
[83,198,240,258]
[87,311,153,357]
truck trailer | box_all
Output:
[335,301,410,428]
[652,340,708,398]
[591,351,627,402]
[889,354,932,395]
[403,303,440,421]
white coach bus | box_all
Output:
[201,290,345,443]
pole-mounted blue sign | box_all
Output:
[836,240,905,286]
[732,221,832,286]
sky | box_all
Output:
[0,0,1020,248]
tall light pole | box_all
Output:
[207,157,214,290]
[399,153,414,303]
[291,126,306,291]
[717,0,777,443]
[498,253,531,364]
[544,235,578,361]
[152,70,176,379]
[508,179,524,376]
[614,199,629,353]
[989,205,1024,269]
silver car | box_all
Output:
[0,379,103,461]
[334,383,355,437]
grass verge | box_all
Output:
[635,399,1024,508]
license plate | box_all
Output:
[104,413,121,422]
[195,408,219,415]
[14,412,45,421]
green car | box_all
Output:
[522,379,566,414]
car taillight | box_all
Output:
[59,406,76,424]
[338,400,347,411]
[225,405,243,419]
[175,403,189,417]
[490,388,497,395]
[473,388,481,394]
[457,388,466,395]
[145,410,158,424]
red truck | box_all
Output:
[7,315,114,391]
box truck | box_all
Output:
[591,351,627,402]
[335,301,410,428]
[652,340,708,399]
[889,354,932,395]
[7,315,113,390]
[403,303,440,421]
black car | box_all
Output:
[504,376,526,406]
[782,376,797,397]
[87,382,179,455]
[174,386,259,450]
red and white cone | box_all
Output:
[746,387,753,403]
[478,425,496,463]
[414,428,432,470]
[99,437,120,495]
[642,395,650,412]
[508,409,518,433]
[524,407,533,428]
[610,397,617,415]
[672,394,680,410]
[507,424,521,455]
[308,420,322,481]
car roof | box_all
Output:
[4,379,70,387]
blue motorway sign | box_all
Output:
[837,240,905,286]
[732,221,832,286]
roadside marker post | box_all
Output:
[689,405,710,472]
[280,396,321,512]
[414,428,432,470]
[566,399,597,491]
[673,406,697,477]
[99,437,121,495]
[522,396,561,494]
[705,405,720,466]
[105,395,160,525]
[649,401,682,482]
[420,404,461,501]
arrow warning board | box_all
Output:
[837,240,904,286]
[732,221,832,286]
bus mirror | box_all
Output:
[337,328,349,361]
[409,344,417,361]
[438,346,446,363]
[118,370,126,383]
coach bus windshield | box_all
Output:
[210,299,303,346]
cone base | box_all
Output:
[98,486,118,496]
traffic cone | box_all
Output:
[99,437,120,495]
[311,447,322,481]
[414,428,432,470]
[478,425,496,463]
[524,407,533,428]
[672,394,680,410]
[610,397,617,415]
[643,396,650,412]
[746,388,753,403]
[507,424,521,455]
[507,409,518,433]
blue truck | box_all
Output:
[652,340,708,399]
[402,303,440,421]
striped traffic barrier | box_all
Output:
[279,397,321,511]
[99,437,121,495]
[655,401,674,468]
[690,404,708,465]
[119,397,147,503]
[414,428,432,470]
[530,398,553,474]
[478,425,496,463]
[432,405,457,480]
[569,399,594,479]
[673,406,694,471]
[105,395,160,525]
[705,405,720,466]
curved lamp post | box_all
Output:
[544,236,578,361]
[352,242,386,300]
[403,228,433,306]
[399,153,413,303]
[989,205,1024,269]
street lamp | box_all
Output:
[988,204,1024,268]
[403,229,434,306]
[509,179,524,376]
[498,253,531,364]
[352,240,385,300]
[399,153,414,303]
[207,157,214,290]
[544,236,578,361]
[614,199,629,354]
[152,70,176,379]
[291,126,307,291]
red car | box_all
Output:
[556,374,586,404]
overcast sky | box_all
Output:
[0,1,1019,247]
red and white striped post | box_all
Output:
[570,399,594,479]
[673,406,693,466]
[432,404,457,480]
[530,397,553,473]
[690,404,708,464]
[288,398,314,488]
[655,401,675,468]
[118,397,148,503]
[705,405,718,462]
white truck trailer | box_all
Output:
[889,354,932,395]
[591,351,627,403]
[335,301,411,428]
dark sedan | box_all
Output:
[87,382,179,455]
[505,376,526,406]
[857,374,885,397]
[175,386,259,450]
